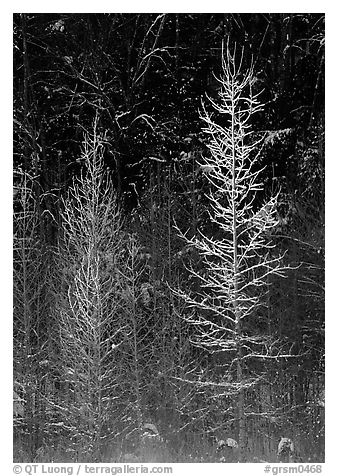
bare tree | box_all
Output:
[13,171,39,453]
[176,45,288,462]
[116,235,160,460]
[56,124,126,460]
[13,170,55,457]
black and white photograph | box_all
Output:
[12,11,325,466]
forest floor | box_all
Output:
[13,437,324,464]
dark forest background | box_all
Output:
[13,13,324,463]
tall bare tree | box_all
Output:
[56,124,126,460]
[177,45,288,461]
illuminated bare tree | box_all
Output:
[56,124,126,460]
[177,45,287,462]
